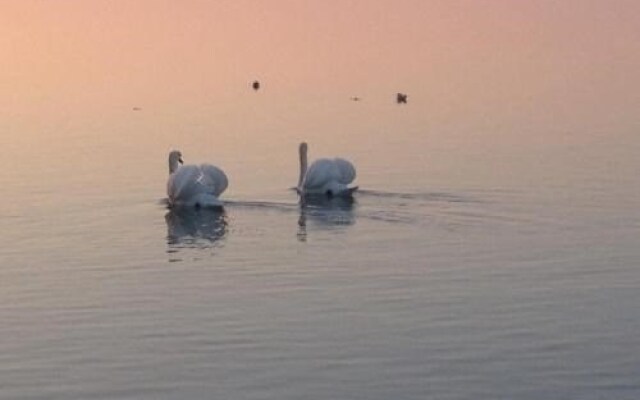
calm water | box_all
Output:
[1,93,639,399]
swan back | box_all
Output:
[303,158,336,189]
[302,157,354,193]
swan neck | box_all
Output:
[298,146,307,189]
[169,158,179,174]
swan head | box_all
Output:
[168,150,183,174]
[299,142,308,156]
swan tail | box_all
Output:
[326,181,357,197]
[301,182,357,198]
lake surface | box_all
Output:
[1,92,638,400]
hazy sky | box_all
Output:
[1,0,639,133]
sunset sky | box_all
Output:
[1,0,639,138]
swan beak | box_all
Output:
[179,158,184,164]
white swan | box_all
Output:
[167,150,228,208]
[296,142,357,197]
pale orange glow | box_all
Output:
[2,0,638,116]
[1,0,639,178]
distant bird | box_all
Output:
[296,142,357,198]
[252,80,260,91]
[132,107,141,111]
[350,96,361,102]
[167,150,228,209]
[396,93,408,104]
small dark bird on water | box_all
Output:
[252,80,260,91]
[396,93,408,104]
[350,96,361,102]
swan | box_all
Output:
[167,150,228,208]
[296,142,357,197]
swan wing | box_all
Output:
[333,158,356,184]
[167,165,203,204]
[199,164,228,197]
[303,158,336,189]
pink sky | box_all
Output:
[1,0,639,132]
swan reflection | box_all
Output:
[297,195,356,241]
[165,207,228,248]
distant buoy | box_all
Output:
[252,80,260,91]
[396,93,407,104]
